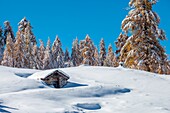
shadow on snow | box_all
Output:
[0,102,18,113]
[64,82,88,88]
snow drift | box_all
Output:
[0,65,170,113]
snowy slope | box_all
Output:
[0,66,170,113]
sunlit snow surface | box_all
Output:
[0,65,170,113]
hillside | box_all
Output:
[0,66,170,113]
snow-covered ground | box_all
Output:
[0,65,170,113]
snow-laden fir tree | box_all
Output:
[18,17,36,45]
[4,21,15,44]
[71,38,81,66]
[79,40,84,63]
[32,44,40,69]
[52,36,64,68]
[38,39,45,69]
[64,48,72,67]
[99,38,106,66]
[115,0,170,74]
[115,33,128,56]
[13,31,25,68]
[0,27,4,63]
[1,33,14,67]
[80,35,95,65]
[24,22,34,68]
[104,44,118,67]
[64,48,70,62]
[43,38,54,69]
[94,46,99,66]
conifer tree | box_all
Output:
[18,17,36,45]
[115,0,170,74]
[1,33,14,67]
[99,38,106,66]
[43,38,53,69]
[52,36,64,68]
[104,44,118,67]
[13,31,25,68]
[24,22,33,68]
[32,44,39,69]
[4,21,15,44]
[64,48,72,67]
[64,48,70,62]
[38,39,45,69]
[81,35,95,65]
[71,38,81,66]
[79,40,84,63]
[0,27,4,63]
[16,18,37,69]
[94,47,99,66]
[115,33,128,56]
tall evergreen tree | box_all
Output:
[115,0,170,74]
[64,48,72,67]
[99,38,106,66]
[104,44,118,67]
[81,35,95,65]
[16,18,37,69]
[1,33,14,67]
[94,46,99,66]
[38,39,45,69]
[43,38,53,69]
[79,40,84,63]
[13,31,25,68]
[4,21,15,44]
[18,17,36,45]
[71,38,81,66]
[32,44,39,69]
[52,36,64,68]
[24,22,34,68]
[64,48,70,62]
[0,26,4,63]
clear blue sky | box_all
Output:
[0,0,170,57]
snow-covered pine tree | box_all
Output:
[0,27,5,63]
[64,48,70,62]
[79,40,84,63]
[32,44,40,69]
[94,46,99,66]
[43,38,53,69]
[71,38,81,66]
[38,39,45,69]
[52,36,64,68]
[4,21,15,44]
[99,38,106,66]
[64,48,72,67]
[115,0,170,74]
[24,21,36,69]
[16,18,37,69]
[115,33,128,56]
[13,31,25,68]
[1,32,14,67]
[18,17,36,45]
[81,35,95,65]
[104,44,118,67]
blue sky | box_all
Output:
[0,0,170,57]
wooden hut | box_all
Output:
[29,69,69,88]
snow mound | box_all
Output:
[0,66,170,113]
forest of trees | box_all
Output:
[0,0,170,75]
[0,17,118,70]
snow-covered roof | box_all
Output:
[28,69,70,80]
